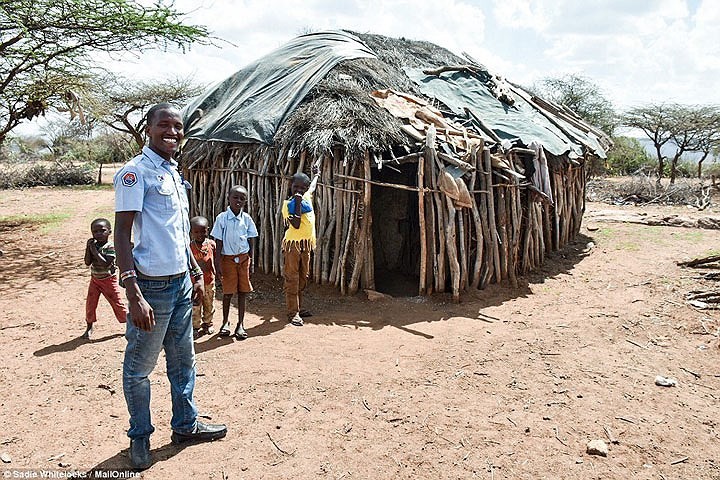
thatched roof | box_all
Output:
[274,31,468,157]
[185,30,611,160]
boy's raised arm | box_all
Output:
[308,164,321,195]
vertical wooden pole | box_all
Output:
[418,152,427,295]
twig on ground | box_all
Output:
[603,425,619,444]
[266,432,295,456]
[626,339,647,349]
[362,398,371,411]
[680,366,701,379]
[670,456,689,465]
[615,416,635,424]
[553,426,568,447]
[0,322,35,331]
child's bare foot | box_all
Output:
[233,325,248,340]
[82,324,93,339]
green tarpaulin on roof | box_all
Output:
[404,68,606,158]
[183,31,375,144]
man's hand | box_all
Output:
[127,284,154,331]
[192,278,205,306]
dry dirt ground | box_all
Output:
[1,186,719,480]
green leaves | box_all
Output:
[0,0,210,144]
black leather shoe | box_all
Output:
[129,437,151,470]
[171,422,227,444]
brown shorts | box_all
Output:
[220,253,253,294]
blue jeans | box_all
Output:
[123,274,198,439]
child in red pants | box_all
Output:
[83,218,127,339]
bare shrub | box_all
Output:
[587,175,713,209]
[0,160,94,189]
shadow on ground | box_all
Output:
[193,234,594,346]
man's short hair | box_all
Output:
[146,102,176,125]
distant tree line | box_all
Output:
[2,1,718,187]
[534,75,720,183]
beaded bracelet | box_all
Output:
[190,266,203,279]
[120,270,137,283]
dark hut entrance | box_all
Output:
[371,163,421,296]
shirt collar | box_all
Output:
[142,145,177,169]
[226,206,244,220]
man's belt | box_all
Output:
[136,270,187,281]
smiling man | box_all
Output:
[113,103,227,470]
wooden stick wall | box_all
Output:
[182,139,587,299]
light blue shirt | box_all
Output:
[211,207,258,255]
[114,146,190,276]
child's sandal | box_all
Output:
[218,323,231,337]
[233,326,248,340]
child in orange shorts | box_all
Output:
[211,185,258,340]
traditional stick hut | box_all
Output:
[180,30,611,300]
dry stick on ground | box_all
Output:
[670,456,689,465]
[0,322,35,331]
[678,255,720,268]
[615,416,636,424]
[266,432,295,456]
[553,426,568,447]
[680,367,701,379]
[626,339,647,349]
[603,426,619,444]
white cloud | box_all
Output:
[15,0,720,137]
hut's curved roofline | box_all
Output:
[184,30,611,159]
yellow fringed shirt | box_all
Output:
[281,192,316,251]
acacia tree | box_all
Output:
[87,75,204,149]
[535,74,617,135]
[666,104,705,184]
[692,107,720,178]
[0,0,210,145]
[622,104,675,182]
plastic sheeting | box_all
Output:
[405,68,607,158]
[183,31,376,144]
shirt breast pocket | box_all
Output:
[155,181,176,212]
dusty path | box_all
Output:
[0,186,719,479]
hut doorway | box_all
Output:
[371,163,421,296]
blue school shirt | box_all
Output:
[114,146,190,276]
[211,207,258,255]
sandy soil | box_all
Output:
[1,186,719,479]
